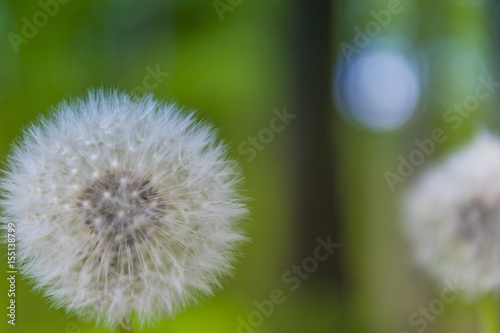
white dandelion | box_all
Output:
[405,131,500,295]
[0,90,248,330]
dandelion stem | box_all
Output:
[116,325,133,333]
[116,318,133,333]
[477,294,499,333]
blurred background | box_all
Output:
[0,0,497,332]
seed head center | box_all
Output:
[77,170,165,243]
[458,198,500,242]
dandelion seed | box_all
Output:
[405,131,500,295]
[0,89,248,329]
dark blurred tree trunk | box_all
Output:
[291,0,346,288]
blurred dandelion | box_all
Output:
[405,131,500,295]
[0,90,248,331]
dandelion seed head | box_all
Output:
[405,131,500,295]
[0,89,248,328]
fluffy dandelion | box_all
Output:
[0,90,247,330]
[405,131,500,295]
